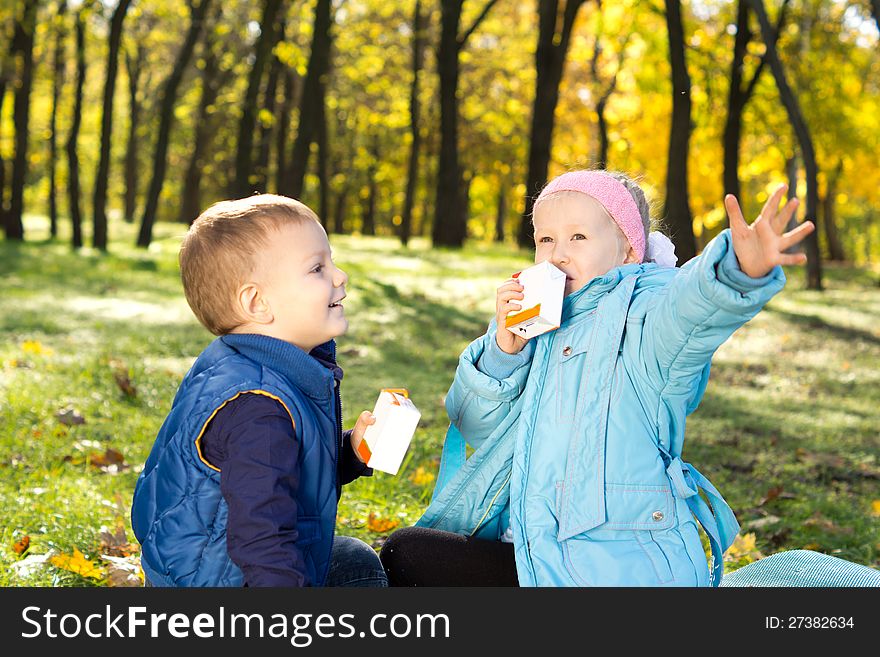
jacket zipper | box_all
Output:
[319,377,341,586]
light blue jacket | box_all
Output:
[417,230,785,586]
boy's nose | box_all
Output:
[334,265,349,288]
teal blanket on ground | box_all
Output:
[720,550,880,587]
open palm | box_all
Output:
[725,184,815,279]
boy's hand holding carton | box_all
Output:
[495,260,565,354]
[353,389,420,476]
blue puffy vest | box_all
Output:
[132,334,341,586]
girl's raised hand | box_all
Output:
[724,184,815,279]
[495,278,529,355]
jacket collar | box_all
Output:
[219,334,338,401]
[562,263,645,322]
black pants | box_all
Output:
[379,526,519,586]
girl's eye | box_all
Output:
[311,264,324,273]
[537,236,553,244]
[572,234,586,240]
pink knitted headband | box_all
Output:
[534,170,647,262]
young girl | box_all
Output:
[380,169,814,587]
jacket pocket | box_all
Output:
[556,482,677,585]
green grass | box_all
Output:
[1,215,878,585]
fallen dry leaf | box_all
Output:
[102,555,143,587]
[111,363,138,398]
[12,535,30,555]
[88,448,128,473]
[56,407,86,426]
[408,466,435,487]
[757,486,784,507]
[99,524,138,557]
[50,549,105,580]
[366,512,400,533]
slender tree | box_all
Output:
[589,9,632,170]
[0,34,11,230]
[123,42,146,223]
[92,0,132,250]
[48,1,68,238]
[400,0,427,247]
[7,0,39,241]
[287,0,333,199]
[823,160,846,262]
[275,66,300,194]
[66,7,87,249]
[494,183,507,242]
[433,0,499,247]
[180,25,229,224]
[232,0,285,197]
[663,0,696,263]
[722,0,784,209]
[253,22,285,194]
[137,0,213,248]
[747,0,822,289]
[518,0,588,247]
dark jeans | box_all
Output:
[379,526,519,586]
[144,535,387,587]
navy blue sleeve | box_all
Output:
[340,428,372,485]
[201,393,307,587]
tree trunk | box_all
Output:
[137,0,212,248]
[362,174,376,236]
[663,0,696,263]
[723,0,784,218]
[316,94,329,226]
[871,0,880,32]
[7,0,39,241]
[401,0,426,248]
[333,187,348,234]
[49,1,68,239]
[822,161,845,262]
[287,0,332,199]
[92,0,133,250]
[0,72,7,230]
[518,0,587,247]
[233,0,285,198]
[180,42,223,224]
[123,44,145,223]
[433,0,499,248]
[747,0,822,290]
[254,23,285,194]
[432,0,464,247]
[67,10,87,249]
[722,0,751,204]
[275,68,299,194]
[494,182,506,242]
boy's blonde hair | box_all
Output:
[180,194,320,336]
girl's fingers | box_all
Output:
[778,220,815,251]
[771,197,799,234]
[760,184,788,223]
[724,194,749,233]
[778,252,808,266]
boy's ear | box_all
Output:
[236,283,273,325]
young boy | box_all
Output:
[132,194,387,587]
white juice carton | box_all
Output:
[504,260,565,339]
[357,389,420,475]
